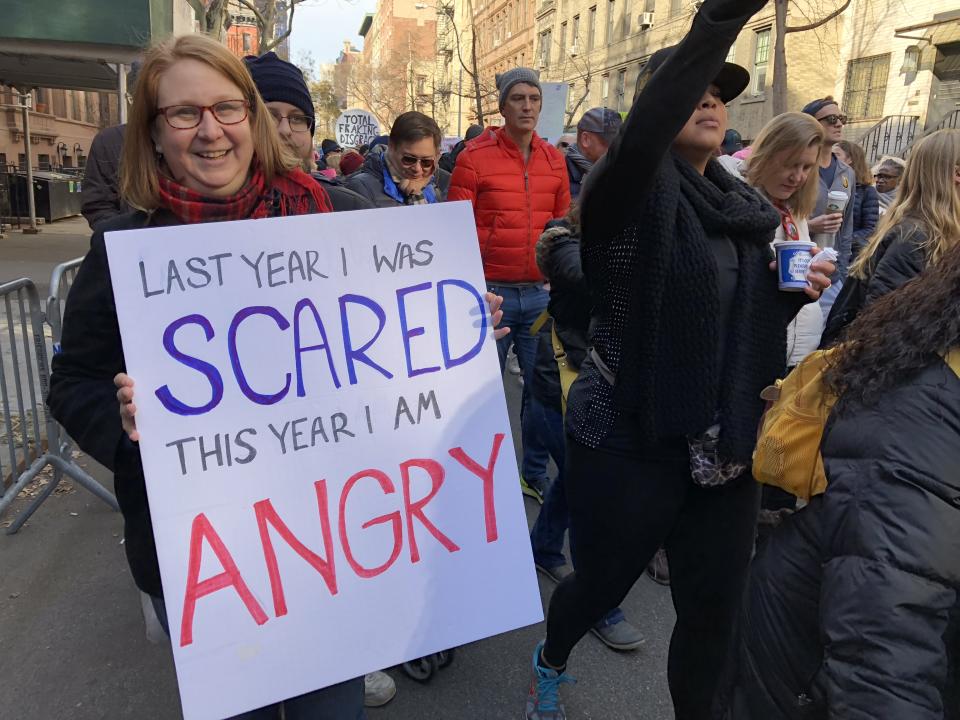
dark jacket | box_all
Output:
[344,149,450,208]
[81,124,128,230]
[821,220,927,347]
[439,140,467,174]
[311,172,375,212]
[531,220,591,409]
[572,0,805,460]
[48,210,177,596]
[564,145,593,199]
[850,182,879,260]
[717,357,960,720]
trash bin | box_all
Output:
[8,171,83,223]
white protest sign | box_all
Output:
[536,82,569,144]
[105,202,542,720]
[335,108,379,148]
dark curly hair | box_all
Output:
[825,241,960,411]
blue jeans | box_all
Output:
[527,397,625,627]
[488,283,551,485]
[150,596,366,719]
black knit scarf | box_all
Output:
[613,153,789,463]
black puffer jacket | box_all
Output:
[311,172,375,212]
[821,219,927,346]
[716,357,960,720]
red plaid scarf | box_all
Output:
[157,165,332,223]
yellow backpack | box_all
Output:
[754,347,960,501]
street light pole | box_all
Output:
[18,91,39,235]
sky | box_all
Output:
[288,0,378,70]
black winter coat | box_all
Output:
[310,172,375,212]
[48,210,179,597]
[716,357,960,720]
[821,220,927,346]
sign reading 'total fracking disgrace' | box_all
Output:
[105,202,542,720]
[334,108,379,148]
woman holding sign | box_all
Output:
[48,34,506,720]
[523,0,835,717]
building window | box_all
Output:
[752,28,771,95]
[567,82,576,111]
[726,42,736,62]
[843,53,891,120]
[417,75,427,94]
[623,0,631,36]
[539,30,552,68]
[601,73,610,105]
[616,67,627,110]
[607,0,616,44]
[572,15,580,52]
[242,33,252,52]
[62,154,73,168]
[644,0,655,11]
[78,153,86,169]
[670,0,680,16]
[560,21,567,56]
[38,154,51,170]
[18,153,27,171]
[588,6,597,50]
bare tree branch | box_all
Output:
[785,0,851,33]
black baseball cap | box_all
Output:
[639,45,750,103]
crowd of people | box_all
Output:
[56,0,960,716]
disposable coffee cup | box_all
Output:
[775,240,816,291]
[826,190,849,215]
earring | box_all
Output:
[155,144,163,155]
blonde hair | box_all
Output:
[745,112,824,220]
[851,129,960,279]
[120,34,299,210]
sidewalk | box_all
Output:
[0,218,675,720]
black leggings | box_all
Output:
[543,433,759,720]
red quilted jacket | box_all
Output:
[448,127,571,283]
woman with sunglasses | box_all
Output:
[345,111,450,206]
[47,34,507,720]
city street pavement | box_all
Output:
[0,217,675,720]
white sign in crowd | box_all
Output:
[334,108,380,148]
[106,203,543,720]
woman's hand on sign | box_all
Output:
[485,292,510,340]
[115,373,140,442]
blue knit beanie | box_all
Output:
[244,52,315,134]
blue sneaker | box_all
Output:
[525,641,575,719]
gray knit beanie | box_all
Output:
[496,67,542,109]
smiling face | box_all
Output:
[763,144,821,202]
[153,58,254,197]
[500,83,542,134]
[674,84,728,161]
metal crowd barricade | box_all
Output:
[0,275,118,533]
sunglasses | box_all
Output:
[400,154,435,170]
[817,113,848,126]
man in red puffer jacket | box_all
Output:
[449,67,570,501]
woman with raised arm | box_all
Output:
[523,0,835,718]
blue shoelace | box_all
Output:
[534,667,576,712]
